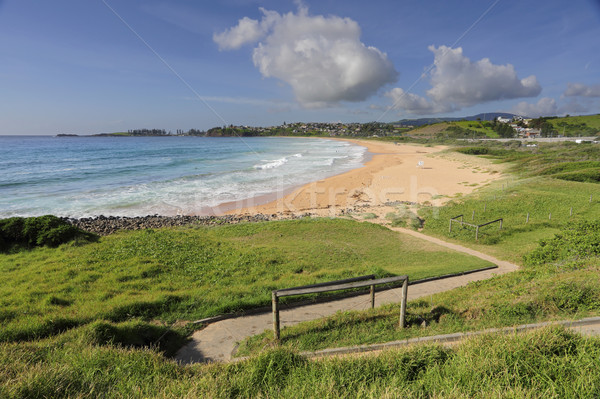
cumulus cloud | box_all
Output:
[563,82,600,97]
[386,45,541,114]
[214,6,398,107]
[385,88,451,114]
[560,99,591,115]
[511,97,558,117]
[213,16,265,50]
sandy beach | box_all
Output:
[219,139,504,219]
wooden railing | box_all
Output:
[271,275,408,340]
[449,214,503,241]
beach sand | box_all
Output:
[220,139,504,219]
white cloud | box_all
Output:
[386,46,541,115]
[213,16,265,50]
[511,97,558,117]
[214,6,398,107]
[560,99,591,114]
[385,88,451,114]
[564,82,600,98]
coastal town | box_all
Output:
[70,113,600,139]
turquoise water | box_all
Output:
[0,136,366,218]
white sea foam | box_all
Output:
[0,136,366,218]
[253,156,289,170]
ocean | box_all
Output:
[0,136,366,218]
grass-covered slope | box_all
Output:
[2,327,598,397]
[420,178,600,261]
[237,219,600,356]
[546,114,600,136]
[0,218,491,346]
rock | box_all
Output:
[66,212,307,236]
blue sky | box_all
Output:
[1,0,599,135]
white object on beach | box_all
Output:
[417,160,424,168]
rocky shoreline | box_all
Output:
[66,213,313,236]
[62,200,419,236]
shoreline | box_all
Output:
[65,139,505,234]
[201,137,373,216]
[225,139,505,219]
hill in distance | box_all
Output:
[394,112,520,127]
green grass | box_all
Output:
[237,220,600,355]
[546,114,600,136]
[1,327,598,397]
[450,120,499,137]
[418,177,600,263]
[455,141,600,181]
[0,218,491,347]
[3,141,600,396]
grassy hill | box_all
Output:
[546,114,600,136]
[407,122,450,137]
[448,120,499,138]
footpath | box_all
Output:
[176,228,519,364]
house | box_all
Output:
[524,129,541,138]
[496,117,511,124]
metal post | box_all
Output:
[570,207,573,216]
[526,213,529,223]
[499,219,503,229]
[370,285,375,309]
[549,213,552,220]
[399,277,408,329]
[272,291,280,341]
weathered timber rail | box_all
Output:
[272,275,408,340]
[449,214,503,241]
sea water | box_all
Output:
[0,136,366,218]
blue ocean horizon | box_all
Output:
[0,136,366,218]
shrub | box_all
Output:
[0,215,97,252]
[456,147,490,155]
[525,220,600,267]
[86,320,186,356]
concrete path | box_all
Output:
[293,316,600,360]
[176,228,520,364]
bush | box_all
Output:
[525,220,600,267]
[554,169,600,183]
[456,147,489,155]
[0,215,97,252]
[86,320,187,356]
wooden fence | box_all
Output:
[271,274,409,340]
[449,214,503,241]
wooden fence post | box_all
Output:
[484,203,487,212]
[570,207,573,217]
[475,226,479,241]
[526,213,529,223]
[370,285,375,309]
[549,213,552,220]
[449,219,452,233]
[272,291,280,341]
[472,210,475,221]
[399,277,408,329]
